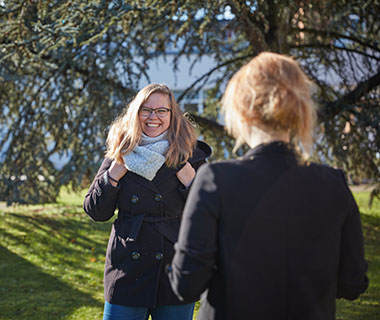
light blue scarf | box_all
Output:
[123,132,169,181]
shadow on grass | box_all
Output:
[2,210,111,274]
[0,246,103,320]
[0,208,113,319]
[1,194,378,320]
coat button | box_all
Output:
[130,195,139,204]
[154,194,162,202]
[154,252,163,261]
[131,251,141,260]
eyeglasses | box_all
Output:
[139,107,171,118]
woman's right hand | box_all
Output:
[108,161,128,186]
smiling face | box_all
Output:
[139,93,171,137]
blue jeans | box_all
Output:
[103,301,195,320]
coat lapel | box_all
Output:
[126,171,159,193]
[153,140,212,186]
[127,165,178,190]
[153,165,178,186]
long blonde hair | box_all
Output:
[105,83,197,167]
[222,52,317,156]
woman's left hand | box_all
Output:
[176,162,196,188]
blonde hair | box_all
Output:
[222,52,317,156]
[105,83,197,167]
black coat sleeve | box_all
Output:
[168,163,219,302]
[336,170,369,299]
[83,158,120,222]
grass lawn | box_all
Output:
[0,189,379,319]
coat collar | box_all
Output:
[190,140,212,163]
[153,140,212,186]
[242,141,297,160]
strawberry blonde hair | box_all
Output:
[105,83,197,167]
[222,52,317,157]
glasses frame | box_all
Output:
[139,106,172,118]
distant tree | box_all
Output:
[1,0,379,204]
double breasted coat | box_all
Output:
[84,140,211,307]
[169,141,369,320]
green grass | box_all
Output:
[0,189,379,319]
[0,189,107,319]
[335,192,380,320]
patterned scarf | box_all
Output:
[123,132,169,181]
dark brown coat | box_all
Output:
[169,142,368,320]
[84,141,211,307]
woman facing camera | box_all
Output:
[84,83,211,320]
[168,52,368,320]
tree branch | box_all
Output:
[324,71,380,116]
[229,1,268,52]
[177,54,255,102]
[187,113,225,133]
[292,43,380,61]
[297,27,379,52]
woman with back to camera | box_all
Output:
[84,83,211,320]
[168,52,369,320]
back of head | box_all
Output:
[222,52,316,156]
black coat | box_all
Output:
[169,142,368,320]
[84,140,211,307]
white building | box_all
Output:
[138,53,223,114]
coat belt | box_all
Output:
[117,211,179,243]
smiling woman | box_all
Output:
[138,93,172,137]
[83,83,212,320]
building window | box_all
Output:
[173,90,204,114]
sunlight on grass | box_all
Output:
[336,191,380,320]
[0,200,111,319]
[0,190,379,319]
[67,305,104,320]
[353,191,380,217]
[57,187,88,207]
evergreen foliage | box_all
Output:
[1,0,379,204]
